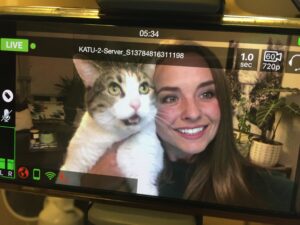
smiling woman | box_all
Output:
[154,52,221,157]
[154,44,293,211]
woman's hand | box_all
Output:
[88,141,123,177]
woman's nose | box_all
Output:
[181,98,201,121]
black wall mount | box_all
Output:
[97,0,225,22]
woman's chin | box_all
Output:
[176,142,207,155]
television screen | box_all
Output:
[0,16,299,220]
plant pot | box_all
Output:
[235,132,251,158]
[249,139,282,167]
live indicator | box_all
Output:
[0,38,29,52]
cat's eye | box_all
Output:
[139,82,150,94]
[108,82,122,96]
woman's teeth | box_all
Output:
[177,127,205,134]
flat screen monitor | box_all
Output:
[0,12,299,223]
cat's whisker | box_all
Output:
[155,114,172,127]
[155,116,168,124]
[156,112,172,121]
[156,111,170,117]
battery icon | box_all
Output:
[298,37,300,46]
[33,168,41,181]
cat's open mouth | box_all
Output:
[122,114,141,126]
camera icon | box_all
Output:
[263,51,283,63]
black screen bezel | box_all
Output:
[0,14,300,223]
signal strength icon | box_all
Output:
[45,171,56,180]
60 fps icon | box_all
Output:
[263,50,283,63]
[261,50,284,72]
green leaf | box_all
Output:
[284,102,300,116]
[255,98,285,129]
[257,87,300,95]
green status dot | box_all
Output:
[30,43,36,50]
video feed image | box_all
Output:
[13,25,300,212]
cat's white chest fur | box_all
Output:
[61,112,164,196]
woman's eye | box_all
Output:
[200,91,215,99]
[160,95,178,104]
[108,82,122,96]
[139,82,150,94]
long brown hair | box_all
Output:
[157,44,255,205]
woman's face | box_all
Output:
[154,53,221,158]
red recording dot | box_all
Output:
[17,166,29,179]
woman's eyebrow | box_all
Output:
[197,80,215,89]
[155,86,179,94]
[156,80,215,94]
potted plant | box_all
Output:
[234,97,252,157]
[55,74,85,125]
[248,87,300,167]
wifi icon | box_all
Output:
[45,171,56,180]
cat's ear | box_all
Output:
[142,63,156,78]
[73,54,99,87]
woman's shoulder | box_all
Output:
[159,160,190,198]
[248,168,294,211]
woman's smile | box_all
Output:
[175,125,207,139]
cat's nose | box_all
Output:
[130,99,141,111]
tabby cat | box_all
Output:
[60,55,163,196]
